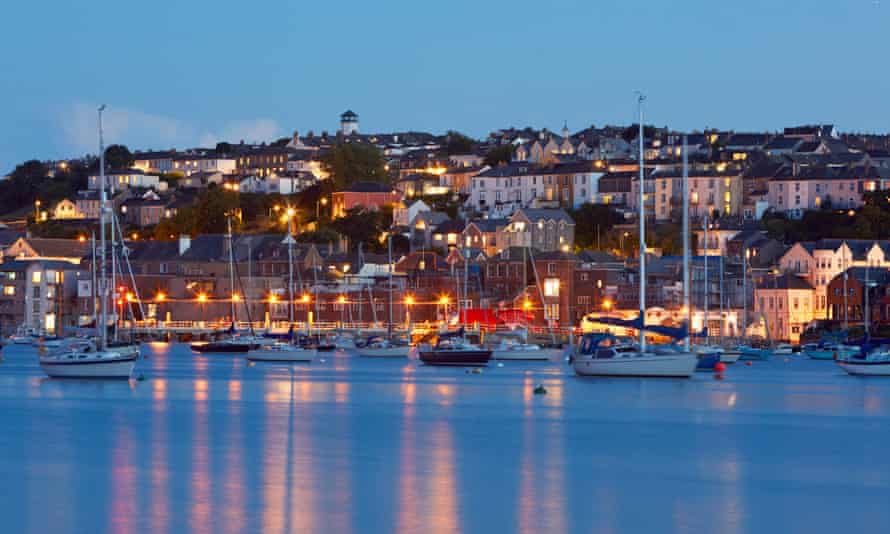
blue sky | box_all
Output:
[2,0,888,171]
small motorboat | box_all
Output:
[418,329,491,367]
[805,342,859,361]
[737,344,771,361]
[355,336,411,358]
[573,333,697,378]
[191,337,260,353]
[247,342,316,362]
[773,343,795,356]
[38,340,136,379]
[717,347,741,364]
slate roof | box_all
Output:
[759,273,814,290]
[15,238,90,260]
[515,208,575,224]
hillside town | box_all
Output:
[4,110,890,344]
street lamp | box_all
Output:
[405,294,415,329]
[316,196,328,221]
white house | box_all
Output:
[171,153,237,176]
[89,168,161,193]
[393,199,431,227]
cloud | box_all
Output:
[199,119,283,147]
[57,102,282,155]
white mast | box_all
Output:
[227,215,237,326]
[636,92,647,352]
[285,215,295,324]
[387,233,393,339]
[742,248,748,340]
[843,245,849,330]
[91,232,97,323]
[682,136,690,351]
[98,105,108,350]
[703,214,709,343]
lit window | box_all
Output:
[2,286,14,296]
[544,278,560,297]
[31,271,42,284]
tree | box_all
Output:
[444,130,475,155]
[215,142,233,154]
[321,143,388,189]
[570,204,622,249]
[328,207,388,252]
[484,145,513,167]
[104,145,133,169]
[621,124,657,143]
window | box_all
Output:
[547,263,556,274]
[544,278,560,297]
[2,286,14,296]
[31,271,42,284]
[546,303,559,320]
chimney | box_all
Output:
[179,235,191,255]
[292,130,300,145]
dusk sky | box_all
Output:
[2,0,888,171]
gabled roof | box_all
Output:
[514,208,574,224]
[764,136,802,151]
[7,237,90,260]
[433,219,466,234]
[465,218,507,233]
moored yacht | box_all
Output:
[355,336,411,358]
[247,342,315,362]
[38,339,136,379]
[573,333,698,378]
[418,329,491,367]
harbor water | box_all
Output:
[1,343,889,533]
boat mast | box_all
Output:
[843,245,849,330]
[636,92,646,352]
[111,208,118,341]
[742,248,748,340]
[98,105,108,350]
[682,135,690,352]
[719,252,725,344]
[227,214,237,326]
[91,232,97,324]
[865,262,870,336]
[286,215,295,324]
[703,214,709,344]
[387,232,393,339]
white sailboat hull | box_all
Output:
[247,347,316,362]
[356,346,410,358]
[493,348,553,361]
[573,353,698,378]
[837,361,890,376]
[40,354,136,379]
[720,352,741,364]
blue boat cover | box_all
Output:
[586,316,688,340]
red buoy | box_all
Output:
[745,361,753,367]
[714,362,727,373]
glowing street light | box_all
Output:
[155,292,166,302]
[231,293,241,302]
[301,294,311,304]
[196,293,208,303]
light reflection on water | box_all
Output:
[1,344,890,533]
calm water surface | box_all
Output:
[1,343,889,533]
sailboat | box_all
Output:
[248,326,316,362]
[39,106,136,379]
[692,215,721,372]
[191,216,262,353]
[357,233,411,358]
[573,108,697,378]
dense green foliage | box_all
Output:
[761,191,890,243]
[569,204,624,249]
[444,131,476,155]
[483,145,513,167]
[321,143,388,188]
[104,145,133,169]
[0,159,90,217]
